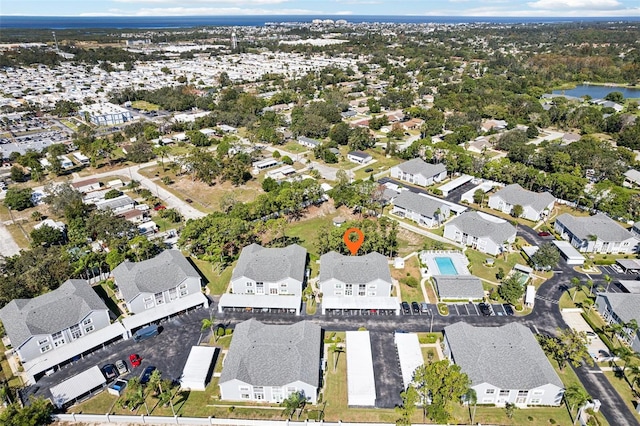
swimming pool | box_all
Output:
[435,257,458,275]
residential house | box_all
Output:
[347,151,373,165]
[297,136,320,149]
[318,251,399,315]
[595,293,640,352]
[71,178,101,194]
[554,213,638,254]
[443,322,564,407]
[463,136,492,154]
[34,218,66,232]
[488,183,555,222]
[112,250,208,334]
[219,319,321,404]
[95,195,135,214]
[0,279,125,383]
[480,119,508,133]
[623,169,640,188]
[218,244,307,315]
[443,211,516,256]
[390,158,447,187]
[391,190,451,228]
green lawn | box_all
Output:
[465,248,530,284]
[93,281,123,318]
[131,100,160,111]
[190,257,233,295]
[603,371,640,423]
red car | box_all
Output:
[153,204,166,211]
[129,353,142,368]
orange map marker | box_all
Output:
[343,228,364,255]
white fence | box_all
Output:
[53,414,450,426]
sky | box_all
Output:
[1,0,639,17]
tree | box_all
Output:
[530,242,560,270]
[604,91,624,103]
[569,276,581,301]
[564,384,589,424]
[538,328,594,371]
[526,125,539,139]
[412,361,470,423]
[473,189,485,205]
[4,187,33,211]
[30,224,65,247]
[329,122,350,145]
[104,189,123,200]
[603,274,612,292]
[395,385,419,426]
[505,402,517,419]
[10,166,26,182]
[330,343,345,373]
[262,177,278,192]
[154,145,171,170]
[0,397,53,426]
[499,274,525,305]
[126,140,155,163]
[511,204,524,219]
[281,391,305,420]
[464,388,477,425]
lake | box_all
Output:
[553,85,640,99]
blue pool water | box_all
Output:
[435,257,458,275]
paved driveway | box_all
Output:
[369,331,403,408]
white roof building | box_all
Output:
[346,331,376,407]
[180,346,218,391]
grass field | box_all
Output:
[190,256,234,295]
[131,100,160,111]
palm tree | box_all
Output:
[603,274,612,292]
[464,388,477,424]
[611,322,625,344]
[281,391,305,420]
[627,365,640,396]
[586,279,594,297]
[564,384,589,424]
[330,344,345,373]
[612,346,634,377]
[154,145,171,171]
[569,277,581,301]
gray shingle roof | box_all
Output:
[395,158,446,178]
[447,211,516,244]
[112,250,201,301]
[556,213,634,242]
[0,279,107,348]
[444,322,563,390]
[491,184,555,213]
[434,276,484,300]
[393,190,445,218]
[232,244,307,283]
[624,169,640,185]
[599,293,640,323]
[219,319,321,387]
[318,251,392,285]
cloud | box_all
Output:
[333,0,383,4]
[420,4,640,16]
[528,0,621,9]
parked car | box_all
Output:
[115,359,128,376]
[140,366,156,385]
[411,301,420,314]
[133,324,159,342]
[364,168,374,173]
[129,353,142,368]
[401,301,411,314]
[503,304,514,316]
[101,364,118,382]
[420,302,429,313]
[478,303,492,316]
[153,204,166,211]
[585,331,597,339]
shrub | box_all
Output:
[402,276,419,288]
[358,326,367,331]
[549,419,556,425]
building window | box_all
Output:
[335,283,342,289]
[532,390,544,396]
[240,386,250,399]
[85,325,95,333]
[358,284,366,296]
[253,386,264,400]
[155,292,165,305]
[247,288,254,294]
[367,291,376,296]
[270,287,278,295]
[169,288,178,301]
[52,331,66,347]
[345,284,353,296]
[178,283,188,297]
[499,390,510,396]
[482,398,493,403]
[517,390,528,397]
[40,344,52,353]
[247,282,253,287]
[256,282,264,294]
[37,338,49,346]
[485,389,495,394]
[335,291,342,296]
[70,325,82,340]
[144,296,154,309]
[530,399,541,404]
[286,386,296,396]
[82,318,92,326]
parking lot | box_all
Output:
[398,302,513,317]
[25,307,210,402]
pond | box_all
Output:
[553,84,640,99]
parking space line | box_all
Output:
[469,303,479,315]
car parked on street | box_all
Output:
[401,301,411,314]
